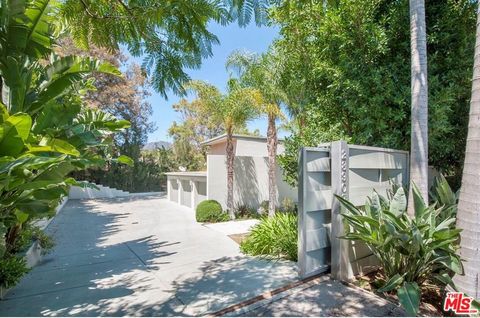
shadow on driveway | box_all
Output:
[0,196,298,316]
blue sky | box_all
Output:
[144,22,279,143]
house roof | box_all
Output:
[201,134,283,146]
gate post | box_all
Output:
[297,148,307,277]
[330,140,352,281]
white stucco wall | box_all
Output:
[206,136,297,210]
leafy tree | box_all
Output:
[168,98,225,171]
[185,80,262,218]
[226,50,286,216]
[60,0,279,96]
[57,38,164,192]
[272,0,476,188]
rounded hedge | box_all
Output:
[195,200,228,223]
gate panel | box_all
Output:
[298,147,331,278]
[298,142,409,280]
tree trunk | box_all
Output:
[408,0,429,214]
[453,3,480,300]
[5,223,21,254]
[226,127,236,219]
[267,113,278,217]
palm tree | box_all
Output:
[185,80,262,219]
[408,0,429,213]
[453,3,480,301]
[226,50,286,217]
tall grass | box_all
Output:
[240,212,297,261]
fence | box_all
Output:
[298,141,409,281]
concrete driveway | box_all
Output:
[0,194,298,316]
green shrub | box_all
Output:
[0,255,29,289]
[234,204,259,219]
[13,225,55,254]
[256,200,269,215]
[336,182,461,316]
[240,212,298,261]
[196,200,228,223]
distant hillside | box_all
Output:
[142,141,171,151]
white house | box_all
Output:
[166,134,297,210]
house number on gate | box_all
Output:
[340,150,348,198]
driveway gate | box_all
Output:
[298,141,409,280]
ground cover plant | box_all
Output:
[336,179,462,316]
[234,204,260,220]
[240,211,297,261]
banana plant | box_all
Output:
[0,0,132,259]
[0,99,131,253]
[335,180,462,316]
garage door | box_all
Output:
[197,181,207,203]
[170,179,178,202]
[181,180,192,207]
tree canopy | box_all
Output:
[61,0,280,97]
[168,80,262,171]
[272,0,476,187]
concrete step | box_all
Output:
[68,182,131,199]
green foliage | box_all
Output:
[0,0,130,267]
[278,119,349,187]
[195,200,228,223]
[336,182,462,316]
[185,80,262,134]
[280,197,296,213]
[58,40,160,193]
[255,200,270,215]
[234,204,259,219]
[168,97,223,171]
[60,0,274,96]
[168,94,261,173]
[82,147,175,193]
[182,79,263,215]
[13,224,54,254]
[430,175,458,222]
[226,49,285,118]
[0,255,29,289]
[241,212,297,261]
[273,0,476,187]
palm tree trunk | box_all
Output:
[408,0,429,214]
[453,3,480,301]
[226,127,236,219]
[267,113,278,217]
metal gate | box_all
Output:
[298,141,409,280]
